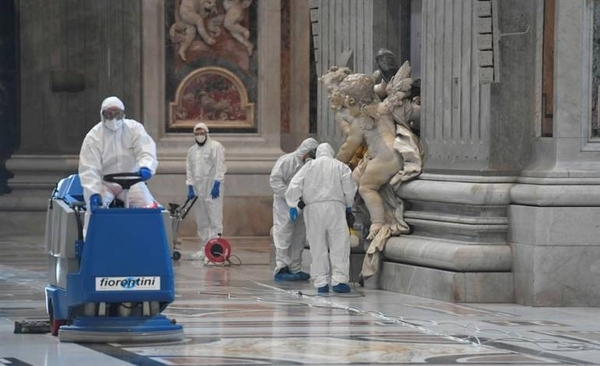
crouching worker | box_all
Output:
[270,137,318,281]
[79,96,158,237]
[285,143,357,293]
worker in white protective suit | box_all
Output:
[79,96,158,237]
[186,122,227,262]
[285,143,357,293]
[270,137,318,281]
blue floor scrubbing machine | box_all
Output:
[44,172,183,343]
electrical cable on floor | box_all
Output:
[250,281,600,353]
[196,288,335,308]
[431,321,600,352]
[173,287,600,353]
[192,260,600,354]
[204,251,242,267]
[298,290,365,299]
[252,282,365,306]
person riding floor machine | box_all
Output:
[44,172,183,343]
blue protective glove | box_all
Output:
[346,207,352,213]
[211,180,221,199]
[289,207,298,222]
[187,185,196,200]
[139,167,152,181]
[89,193,102,211]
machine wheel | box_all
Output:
[172,251,181,261]
[48,300,66,336]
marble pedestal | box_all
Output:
[376,261,514,303]
[373,235,514,303]
[0,151,278,239]
[0,154,79,236]
[370,176,514,303]
[509,203,600,306]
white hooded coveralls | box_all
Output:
[270,137,319,274]
[79,96,158,235]
[186,126,227,248]
[285,143,357,288]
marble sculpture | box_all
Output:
[320,52,423,279]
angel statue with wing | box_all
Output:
[320,50,423,280]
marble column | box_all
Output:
[0,0,145,234]
[280,0,311,152]
[377,0,540,303]
[509,0,600,306]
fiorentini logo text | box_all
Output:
[95,276,161,291]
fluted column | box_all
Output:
[378,0,538,303]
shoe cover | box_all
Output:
[332,283,351,293]
[317,285,329,293]
[274,272,303,281]
[294,271,310,281]
[274,267,305,281]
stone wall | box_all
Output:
[0,0,18,195]
[0,0,308,241]
[509,0,600,306]
[1,0,146,235]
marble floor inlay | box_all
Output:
[1,236,600,365]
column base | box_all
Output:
[0,210,47,236]
[375,261,514,303]
[510,204,600,307]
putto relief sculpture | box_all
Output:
[222,0,254,56]
[169,0,254,63]
[170,0,222,61]
[320,50,423,280]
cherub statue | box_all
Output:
[319,65,351,93]
[170,0,222,61]
[374,60,423,187]
[223,0,254,56]
[321,61,423,241]
[319,66,366,170]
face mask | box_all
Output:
[104,118,122,131]
[195,135,207,144]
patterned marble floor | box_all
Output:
[1,235,600,365]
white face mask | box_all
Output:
[195,135,207,144]
[104,118,122,131]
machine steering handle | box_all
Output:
[103,172,144,190]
